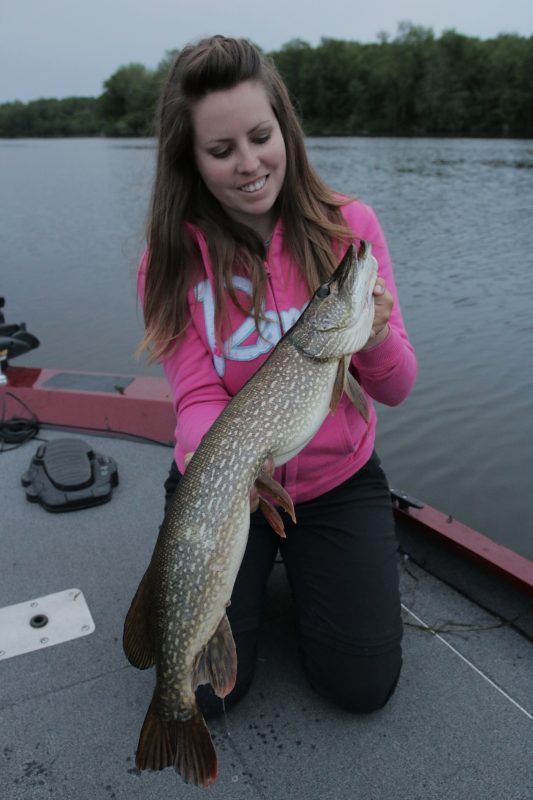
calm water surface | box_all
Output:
[1,137,533,560]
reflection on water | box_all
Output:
[1,136,532,560]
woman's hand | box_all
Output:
[362,278,393,349]
[184,452,275,512]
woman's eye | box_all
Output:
[254,133,270,145]
[211,148,231,159]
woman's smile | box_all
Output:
[238,176,268,193]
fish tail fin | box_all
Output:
[123,570,155,669]
[175,712,218,787]
[136,698,217,787]
[135,697,175,771]
[194,612,237,698]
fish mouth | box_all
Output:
[331,242,368,292]
[329,241,376,323]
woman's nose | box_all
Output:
[236,144,260,173]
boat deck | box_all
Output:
[1,430,532,799]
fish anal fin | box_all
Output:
[193,613,237,699]
[345,372,369,423]
[255,470,296,523]
[136,698,217,787]
[123,570,156,670]
[258,496,287,538]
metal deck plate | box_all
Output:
[0,588,95,660]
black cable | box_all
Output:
[0,391,41,452]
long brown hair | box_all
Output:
[141,35,353,361]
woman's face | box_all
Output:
[191,80,287,240]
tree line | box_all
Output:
[1,24,532,138]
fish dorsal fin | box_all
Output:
[123,570,156,669]
[193,613,237,699]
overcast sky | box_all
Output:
[1,0,532,103]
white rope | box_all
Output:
[402,603,533,722]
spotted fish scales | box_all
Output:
[123,241,378,787]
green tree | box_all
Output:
[2,31,533,138]
[0,101,27,137]
[100,63,159,136]
[482,34,531,136]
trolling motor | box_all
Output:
[0,296,40,385]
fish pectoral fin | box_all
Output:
[330,358,346,414]
[258,496,287,538]
[255,470,296,523]
[345,372,369,423]
[193,613,237,699]
[330,358,369,423]
[136,697,217,787]
[123,570,156,670]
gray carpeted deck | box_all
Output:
[1,430,532,800]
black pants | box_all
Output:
[163,452,403,716]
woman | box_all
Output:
[138,35,417,719]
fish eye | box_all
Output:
[316,284,330,299]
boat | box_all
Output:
[1,299,532,799]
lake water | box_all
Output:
[1,137,533,560]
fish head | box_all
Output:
[290,241,378,360]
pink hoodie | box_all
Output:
[138,199,416,503]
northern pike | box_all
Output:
[123,241,378,787]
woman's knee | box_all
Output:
[302,639,403,714]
